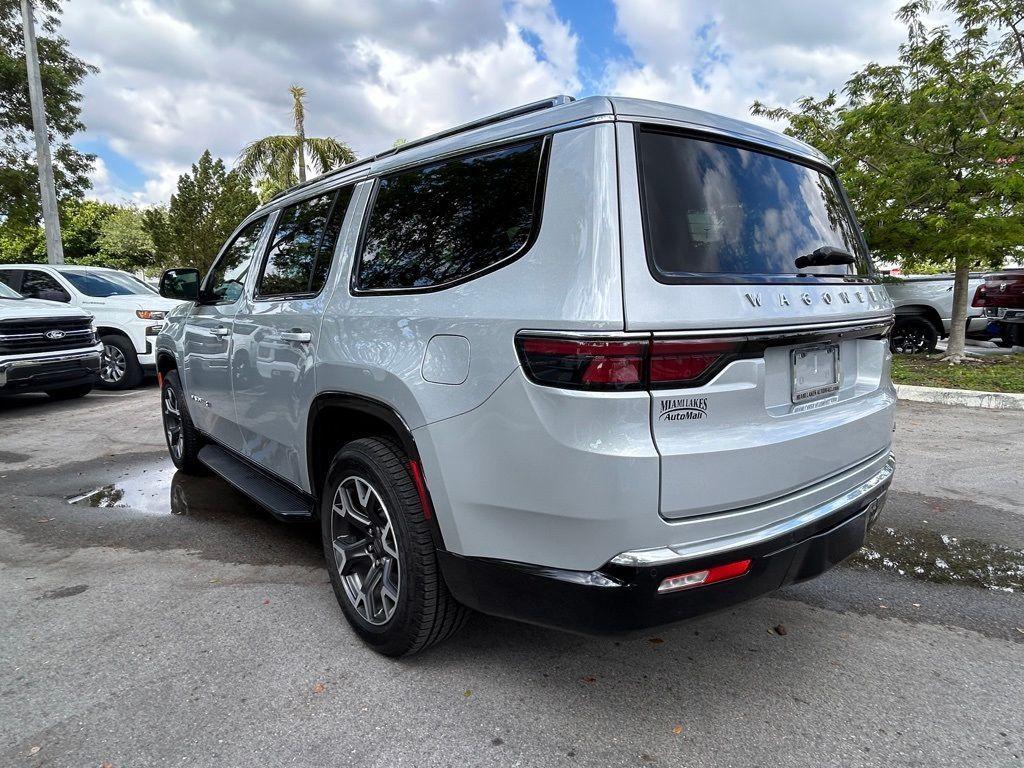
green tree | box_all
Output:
[91,205,155,272]
[0,0,95,230]
[145,150,259,275]
[237,85,355,201]
[752,0,1024,361]
[0,198,114,263]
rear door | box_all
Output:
[617,123,895,518]
[181,216,269,450]
[231,186,354,490]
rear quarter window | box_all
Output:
[355,138,547,292]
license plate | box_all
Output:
[791,344,840,403]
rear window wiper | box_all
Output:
[795,246,856,270]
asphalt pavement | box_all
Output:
[0,386,1021,767]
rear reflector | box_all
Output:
[657,559,752,594]
[408,460,433,520]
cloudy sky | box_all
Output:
[60,0,913,204]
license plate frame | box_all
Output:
[791,343,841,404]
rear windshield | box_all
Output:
[637,129,872,282]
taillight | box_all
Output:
[516,334,740,391]
[516,336,646,391]
[648,339,737,386]
[972,284,987,307]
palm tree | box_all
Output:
[237,85,355,198]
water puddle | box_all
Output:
[67,464,179,514]
[850,526,1024,593]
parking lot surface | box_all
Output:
[1,387,1022,767]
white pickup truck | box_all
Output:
[0,281,101,399]
[883,274,987,353]
[0,264,182,388]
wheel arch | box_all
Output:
[894,304,945,337]
[156,348,178,376]
[306,392,445,547]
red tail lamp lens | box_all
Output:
[517,337,646,391]
[658,558,752,593]
[971,284,987,308]
[649,339,737,384]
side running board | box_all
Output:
[198,444,313,521]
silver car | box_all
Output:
[156,95,896,656]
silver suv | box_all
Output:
[156,96,896,656]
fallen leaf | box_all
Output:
[641,753,655,762]
[28,745,41,755]
[491,737,504,746]
[463,689,472,697]
[647,637,664,645]
[313,683,325,694]
[208,578,221,584]
[581,675,597,684]
[101,763,114,768]
[671,724,683,735]
[774,624,787,636]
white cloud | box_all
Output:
[63,0,578,204]
[603,0,910,127]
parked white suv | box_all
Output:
[155,96,896,656]
[0,265,182,388]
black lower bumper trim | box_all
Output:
[438,491,884,635]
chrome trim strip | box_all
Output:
[0,328,94,340]
[517,317,894,342]
[0,345,102,386]
[610,453,896,567]
[651,316,894,338]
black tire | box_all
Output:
[98,334,143,389]
[161,369,203,473]
[321,437,468,657]
[890,316,938,354]
[46,383,93,400]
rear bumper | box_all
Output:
[0,345,102,393]
[439,455,893,634]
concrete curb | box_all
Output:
[896,384,1024,410]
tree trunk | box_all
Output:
[292,89,307,183]
[944,261,971,361]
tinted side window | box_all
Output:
[21,270,71,302]
[204,217,267,304]
[0,270,20,292]
[258,186,352,298]
[356,138,545,291]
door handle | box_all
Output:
[210,326,231,337]
[280,330,312,343]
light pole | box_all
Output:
[20,0,65,264]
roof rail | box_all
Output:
[268,95,576,202]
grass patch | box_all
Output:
[892,353,1024,393]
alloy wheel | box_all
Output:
[892,327,927,354]
[100,343,127,383]
[330,476,401,626]
[162,386,183,460]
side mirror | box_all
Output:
[160,268,200,301]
